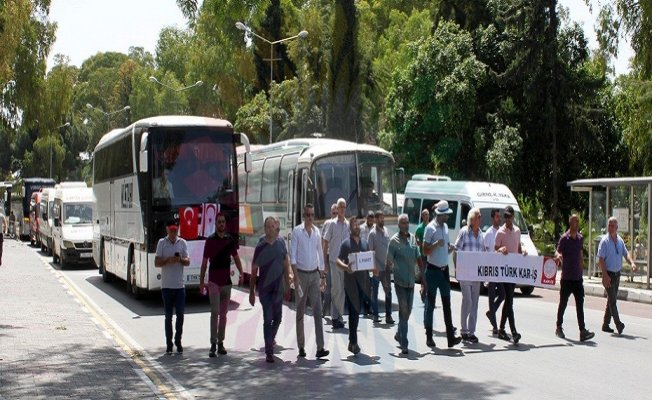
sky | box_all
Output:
[47,0,634,75]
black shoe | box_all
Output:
[266,354,274,363]
[448,336,462,347]
[166,344,173,354]
[602,324,614,333]
[316,348,330,358]
[209,343,217,358]
[426,335,436,347]
[333,320,345,329]
[372,315,381,323]
[298,348,306,358]
[511,331,521,344]
[175,341,183,354]
[348,342,360,355]
[492,328,499,335]
[580,329,595,342]
[556,327,565,339]
[497,330,511,341]
[467,334,479,344]
[386,315,395,325]
[461,333,469,342]
[217,342,227,355]
[401,348,409,355]
[617,322,625,335]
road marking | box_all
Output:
[36,251,193,400]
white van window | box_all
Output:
[404,197,422,224]
[64,203,93,225]
[405,198,459,229]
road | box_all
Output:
[27,244,652,399]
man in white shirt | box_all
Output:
[483,208,504,334]
[291,204,330,359]
[323,198,350,329]
[321,203,338,318]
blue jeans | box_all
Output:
[161,288,185,346]
[371,268,392,317]
[423,265,455,341]
[394,284,414,349]
[260,284,284,356]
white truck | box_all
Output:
[51,182,95,268]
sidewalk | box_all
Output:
[551,270,652,305]
[0,240,160,399]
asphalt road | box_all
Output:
[30,244,652,400]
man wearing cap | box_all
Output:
[597,216,637,335]
[494,205,526,344]
[368,210,394,324]
[422,200,462,348]
[200,212,244,357]
[155,220,190,354]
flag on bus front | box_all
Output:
[180,206,199,240]
[202,203,219,237]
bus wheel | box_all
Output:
[101,244,113,283]
[60,253,68,270]
[53,248,59,264]
[127,250,142,299]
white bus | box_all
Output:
[51,183,95,268]
[92,116,251,297]
[237,138,400,275]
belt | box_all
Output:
[297,268,319,273]
[606,270,621,276]
[426,263,447,270]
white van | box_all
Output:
[404,180,537,295]
[52,182,95,268]
[39,187,57,255]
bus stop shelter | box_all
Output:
[567,177,652,289]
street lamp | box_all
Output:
[86,103,130,130]
[236,21,308,144]
[51,122,70,179]
[148,76,204,92]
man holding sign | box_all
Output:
[494,205,526,344]
[423,200,462,348]
[337,217,372,355]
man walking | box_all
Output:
[359,211,375,316]
[554,214,595,341]
[0,212,6,266]
[155,220,190,354]
[336,217,370,355]
[321,203,338,317]
[387,214,421,354]
[598,217,637,335]
[494,206,526,344]
[323,198,350,329]
[423,201,462,348]
[200,213,244,357]
[415,209,430,303]
[290,204,330,359]
[249,217,292,363]
[454,208,485,344]
[368,210,393,324]
[484,209,504,334]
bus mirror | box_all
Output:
[139,132,148,173]
[395,168,405,191]
[237,132,253,173]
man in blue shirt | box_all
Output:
[250,216,292,363]
[597,217,637,335]
[423,200,462,348]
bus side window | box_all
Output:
[237,162,247,202]
[262,157,281,203]
[461,203,471,228]
[247,160,263,203]
[278,154,299,203]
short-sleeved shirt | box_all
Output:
[424,220,450,267]
[387,232,419,288]
[597,234,628,273]
[494,224,521,253]
[557,231,583,280]
[338,236,369,265]
[484,225,500,254]
[203,233,238,286]
[368,226,390,271]
[360,223,374,242]
[324,217,350,261]
[415,221,427,258]
[253,238,287,293]
[155,236,189,289]
[455,226,486,253]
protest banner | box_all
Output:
[456,251,557,288]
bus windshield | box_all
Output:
[150,128,236,207]
[64,203,93,225]
[313,152,396,219]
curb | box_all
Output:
[548,281,652,305]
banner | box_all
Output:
[455,251,557,288]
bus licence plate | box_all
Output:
[81,253,93,258]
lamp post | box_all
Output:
[235,22,308,144]
[51,122,70,179]
[86,103,130,130]
[148,77,204,114]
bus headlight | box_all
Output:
[63,240,75,249]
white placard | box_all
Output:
[613,208,629,232]
[349,251,375,271]
[456,251,556,288]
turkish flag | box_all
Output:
[201,203,219,237]
[179,206,199,240]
